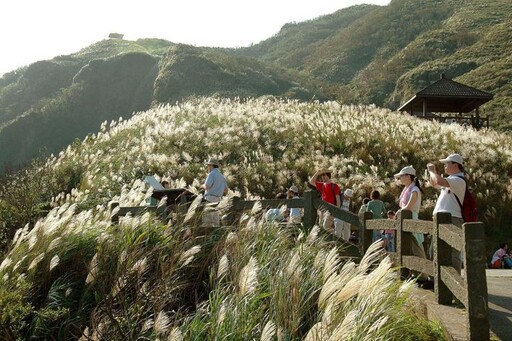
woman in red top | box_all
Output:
[309,169,341,230]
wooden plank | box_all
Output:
[440,265,466,306]
[312,197,361,226]
[439,223,463,251]
[402,219,433,234]
[365,219,394,231]
[402,255,435,277]
[233,198,305,211]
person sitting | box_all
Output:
[490,243,512,269]
[265,193,287,223]
[287,185,302,224]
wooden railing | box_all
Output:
[363,210,489,341]
[112,188,489,340]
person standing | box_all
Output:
[366,190,387,242]
[309,169,341,230]
[287,185,302,224]
[395,165,426,259]
[427,153,465,273]
[203,158,228,203]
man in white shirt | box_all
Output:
[203,158,228,203]
[427,153,465,272]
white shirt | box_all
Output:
[433,172,465,218]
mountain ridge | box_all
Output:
[1,0,511,170]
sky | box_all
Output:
[1,0,390,76]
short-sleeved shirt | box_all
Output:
[367,200,386,219]
[433,172,465,218]
[399,184,422,216]
[491,248,507,265]
[204,168,227,198]
[315,181,340,205]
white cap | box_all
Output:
[344,189,353,197]
[394,165,416,177]
[439,153,464,165]
[288,185,299,193]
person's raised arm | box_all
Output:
[309,170,323,187]
[427,163,449,188]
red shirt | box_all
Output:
[316,181,340,205]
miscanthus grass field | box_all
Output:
[1,96,512,339]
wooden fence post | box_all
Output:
[463,222,490,341]
[303,190,317,230]
[434,212,453,305]
[398,210,412,278]
[362,212,373,253]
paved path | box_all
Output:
[486,269,512,341]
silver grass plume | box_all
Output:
[154,311,171,335]
[358,239,386,274]
[179,245,201,267]
[261,320,276,341]
[167,327,183,341]
[217,254,229,279]
[184,195,203,224]
[239,256,259,296]
[322,247,341,281]
[307,225,320,243]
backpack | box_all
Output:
[453,176,478,222]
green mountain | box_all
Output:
[1,0,511,170]
[235,0,512,127]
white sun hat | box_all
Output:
[394,165,416,177]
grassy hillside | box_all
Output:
[1,0,512,170]
[0,98,466,339]
[2,97,511,245]
[153,44,324,105]
[236,0,512,129]
[0,40,325,170]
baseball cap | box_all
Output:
[288,185,299,193]
[394,165,416,177]
[439,153,464,165]
[344,189,353,197]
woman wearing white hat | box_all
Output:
[395,165,428,280]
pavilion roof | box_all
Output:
[398,74,493,114]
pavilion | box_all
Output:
[398,74,493,129]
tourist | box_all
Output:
[287,185,302,224]
[366,190,386,242]
[384,210,396,252]
[427,153,465,273]
[395,165,429,283]
[490,243,512,269]
[203,158,228,203]
[309,169,341,230]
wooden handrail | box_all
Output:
[111,189,489,340]
[362,210,488,340]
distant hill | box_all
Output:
[234,0,512,128]
[1,0,511,169]
[0,40,320,169]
